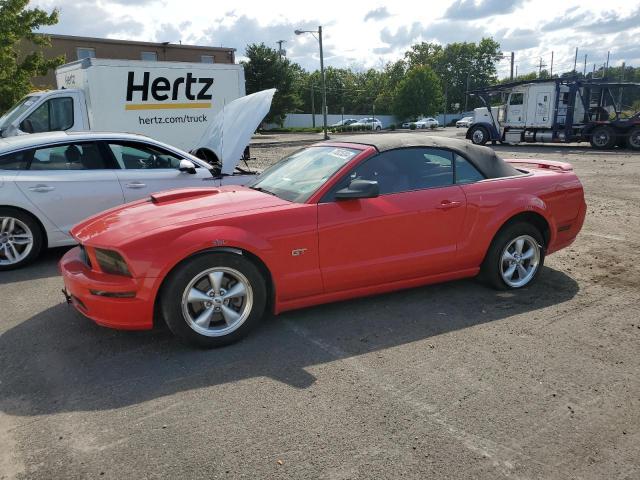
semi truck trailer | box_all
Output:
[466,78,640,150]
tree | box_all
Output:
[405,38,501,112]
[241,43,302,126]
[0,0,62,113]
[393,65,443,119]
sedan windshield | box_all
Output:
[247,146,360,202]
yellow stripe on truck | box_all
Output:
[124,102,212,110]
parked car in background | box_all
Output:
[331,118,358,127]
[350,118,383,130]
[402,118,439,129]
[0,131,255,270]
[415,118,439,129]
[60,134,586,347]
[456,116,474,128]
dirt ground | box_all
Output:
[0,129,638,479]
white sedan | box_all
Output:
[402,118,439,129]
[0,131,255,269]
[456,116,474,128]
[350,118,383,130]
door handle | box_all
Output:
[28,184,55,193]
[126,182,147,189]
[437,200,462,210]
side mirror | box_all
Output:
[335,179,379,200]
[179,159,197,174]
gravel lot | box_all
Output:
[1,129,639,479]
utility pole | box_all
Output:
[464,74,470,111]
[538,57,547,77]
[550,51,554,77]
[510,52,514,81]
[318,26,328,139]
[583,54,587,76]
[618,61,625,112]
[573,47,578,73]
[276,40,286,59]
[604,51,610,78]
[310,84,315,128]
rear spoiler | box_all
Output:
[505,159,574,172]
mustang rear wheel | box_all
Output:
[0,208,43,271]
[481,222,545,290]
[160,252,267,347]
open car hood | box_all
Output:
[192,88,276,175]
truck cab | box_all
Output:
[0,90,89,138]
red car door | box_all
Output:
[317,147,467,293]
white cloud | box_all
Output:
[30,0,640,77]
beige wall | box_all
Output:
[24,34,236,88]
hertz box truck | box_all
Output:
[0,58,247,152]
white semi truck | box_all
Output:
[0,58,274,167]
[466,78,640,150]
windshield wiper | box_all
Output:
[249,186,278,197]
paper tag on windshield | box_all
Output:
[328,148,356,160]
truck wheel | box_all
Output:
[590,126,616,149]
[627,127,640,151]
[469,125,489,145]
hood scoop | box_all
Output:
[151,188,220,204]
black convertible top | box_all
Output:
[330,133,520,179]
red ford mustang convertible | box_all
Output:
[60,135,586,347]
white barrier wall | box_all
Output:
[264,111,476,129]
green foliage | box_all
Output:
[242,43,302,126]
[393,65,443,119]
[404,38,500,111]
[0,0,62,113]
[409,123,416,130]
[389,123,396,131]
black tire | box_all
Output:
[627,127,640,151]
[375,126,381,131]
[0,207,44,271]
[469,125,489,145]
[160,252,267,348]
[480,222,545,290]
[590,126,616,150]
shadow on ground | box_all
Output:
[0,267,579,417]
[0,247,71,285]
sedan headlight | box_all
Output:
[94,248,131,276]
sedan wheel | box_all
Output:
[160,252,267,347]
[499,235,540,288]
[0,209,43,270]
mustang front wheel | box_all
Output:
[160,252,267,347]
[482,223,545,290]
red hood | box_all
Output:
[71,185,289,246]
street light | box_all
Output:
[295,26,328,139]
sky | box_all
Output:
[31,0,640,78]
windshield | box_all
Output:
[247,146,361,203]
[0,94,41,130]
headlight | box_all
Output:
[94,248,131,276]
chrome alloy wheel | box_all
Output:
[0,217,34,266]
[500,235,541,288]
[472,128,485,144]
[181,267,254,337]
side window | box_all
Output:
[455,154,485,184]
[29,143,109,170]
[21,97,74,133]
[106,142,184,169]
[0,151,30,170]
[509,93,524,105]
[335,148,454,196]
